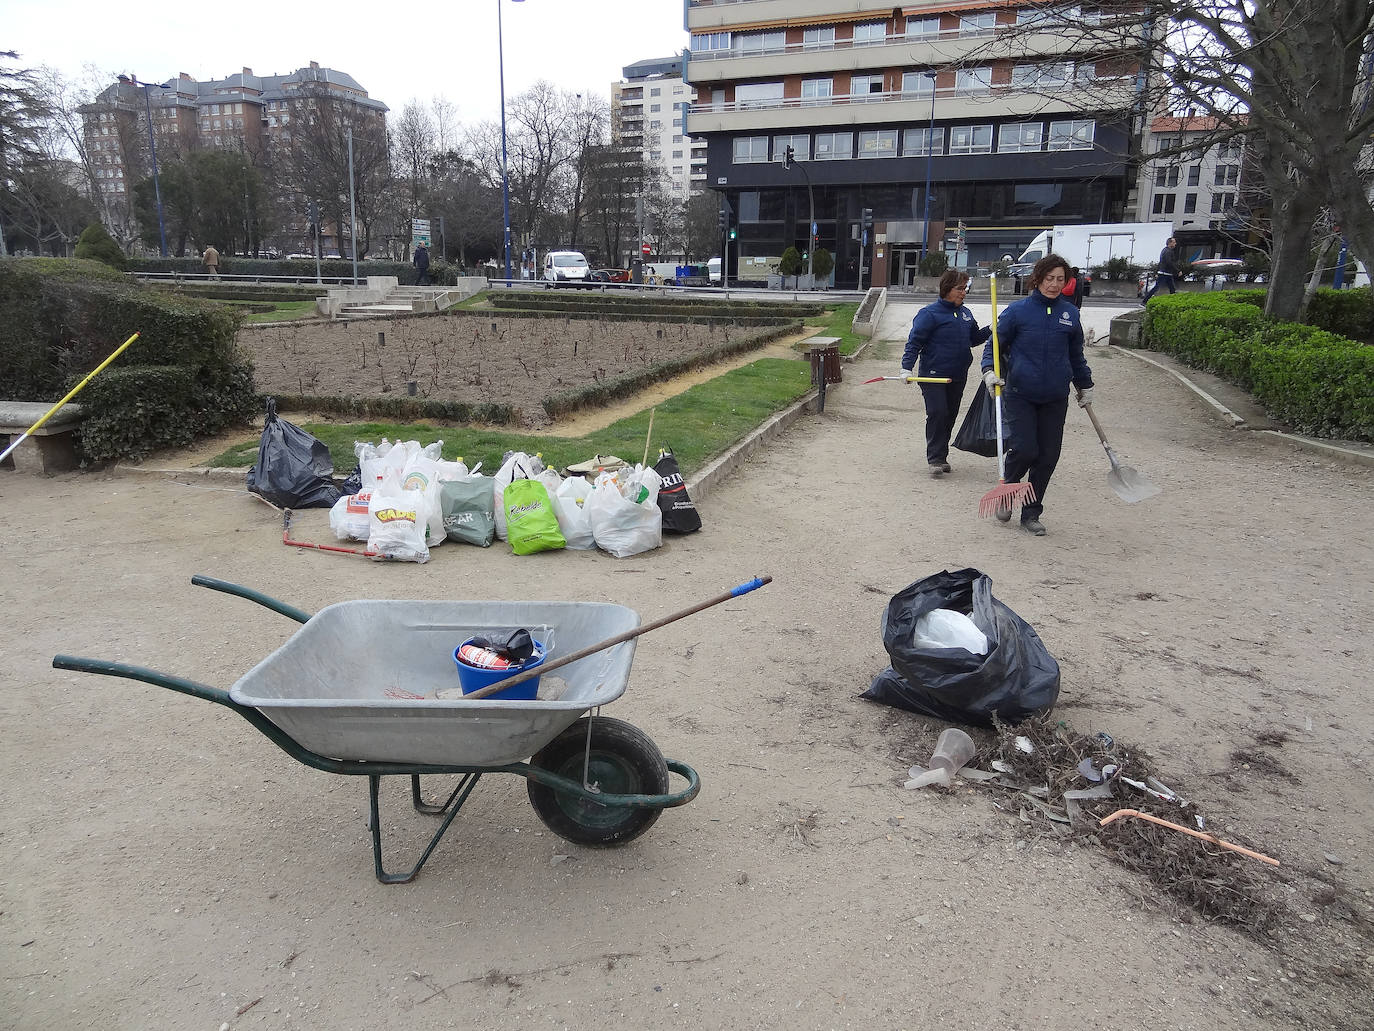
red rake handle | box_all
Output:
[861,375,953,384]
[454,576,773,700]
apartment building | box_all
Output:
[80,62,387,243]
[684,0,1144,288]
[612,57,708,198]
[1138,115,1251,260]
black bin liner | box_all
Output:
[861,567,1060,726]
[245,398,342,509]
[952,383,999,458]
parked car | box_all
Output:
[543,250,591,285]
[590,268,631,283]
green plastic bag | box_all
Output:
[503,477,566,555]
[440,476,496,547]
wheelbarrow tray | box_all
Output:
[228,599,640,766]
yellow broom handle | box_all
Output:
[989,277,1001,386]
[25,332,141,435]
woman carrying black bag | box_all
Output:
[900,270,992,478]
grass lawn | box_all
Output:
[801,302,863,356]
[210,356,812,477]
[235,300,320,323]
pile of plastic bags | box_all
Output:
[329,441,669,562]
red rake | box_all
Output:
[978,277,1036,519]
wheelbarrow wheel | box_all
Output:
[527,716,669,847]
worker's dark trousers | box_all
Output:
[919,376,967,465]
[1001,394,1068,522]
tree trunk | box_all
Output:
[1263,181,1319,322]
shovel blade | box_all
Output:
[1108,463,1160,503]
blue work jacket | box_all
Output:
[902,298,991,378]
[981,290,1093,403]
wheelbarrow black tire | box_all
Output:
[527,717,669,847]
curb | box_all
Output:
[1111,345,1374,468]
[686,389,818,502]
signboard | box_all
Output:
[641,243,652,255]
[411,218,431,247]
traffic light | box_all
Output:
[783,145,794,170]
[861,207,874,228]
[718,209,728,232]
[728,227,738,241]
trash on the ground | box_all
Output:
[1098,809,1280,867]
[904,727,976,789]
[1096,732,1115,748]
[911,608,989,654]
[246,398,342,509]
[1121,775,1179,804]
[1064,782,1115,822]
[1077,757,1103,781]
[1147,776,1187,805]
[991,759,1017,774]
[1014,735,1035,754]
[1019,792,1071,824]
[1323,853,1344,866]
[863,568,1061,726]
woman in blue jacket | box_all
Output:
[980,254,1094,535]
[901,269,992,477]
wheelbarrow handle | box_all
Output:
[53,654,241,709]
[190,574,313,624]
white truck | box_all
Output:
[1009,222,1174,277]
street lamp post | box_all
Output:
[921,72,938,267]
[498,0,527,283]
[135,76,169,257]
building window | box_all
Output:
[673,134,684,143]
[803,26,835,49]
[1153,193,1176,214]
[1184,193,1198,213]
[949,124,993,154]
[849,74,884,96]
[1155,135,1181,153]
[736,30,785,55]
[211,104,221,115]
[1155,166,1180,188]
[1012,62,1071,87]
[733,136,769,164]
[814,132,853,160]
[955,67,993,92]
[1211,192,1235,213]
[906,15,940,37]
[691,31,731,51]
[901,71,936,95]
[774,134,810,161]
[852,21,887,45]
[735,82,784,109]
[672,149,683,158]
[234,103,242,114]
[902,126,944,157]
[1018,6,1058,27]
[998,122,1043,153]
[650,88,661,97]
[649,120,661,131]
[1188,165,1201,186]
[960,12,997,33]
[672,118,682,127]
[801,78,833,104]
[1047,119,1094,150]
[857,129,898,158]
[650,104,660,113]
[1214,164,1239,185]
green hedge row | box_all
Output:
[147,282,322,302]
[1304,286,1374,345]
[1142,290,1373,441]
[269,394,514,425]
[127,255,464,285]
[542,321,802,418]
[485,290,824,320]
[455,307,799,329]
[0,257,257,460]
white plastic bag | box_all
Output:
[585,468,663,558]
[366,470,430,563]
[553,475,595,550]
[911,608,989,655]
[329,489,373,541]
[435,458,469,481]
[356,438,392,488]
[401,450,445,547]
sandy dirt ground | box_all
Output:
[240,314,764,428]
[3,301,1372,1031]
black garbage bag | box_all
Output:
[952,385,999,458]
[653,446,701,534]
[861,568,1060,726]
[245,398,342,508]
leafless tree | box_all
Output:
[393,100,435,232]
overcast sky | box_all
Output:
[8,0,689,123]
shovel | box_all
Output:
[1081,403,1160,503]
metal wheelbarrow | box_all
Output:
[53,575,714,884]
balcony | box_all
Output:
[687,78,1136,134]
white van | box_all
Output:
[543,250,590,285]
[708,256,722,284]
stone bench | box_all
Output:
[0,401,85,474]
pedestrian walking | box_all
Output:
[413,242,431,286]
[980,254,1094,536]
[202,244,220,279]
[1142,236,1179,303]
[901,270,992,477]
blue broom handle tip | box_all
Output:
[730,576,772,597]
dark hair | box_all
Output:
[1029,254,1071,291]
[938,269,970,298]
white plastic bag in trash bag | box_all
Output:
[911,608,989,655]
[401,449,445,547]
[329,489,373,541]
[553,475,595,550]
[585,467,663,558]
[366,470,430,563]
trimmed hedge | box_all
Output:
[484,290,825,321]
[1140,290,1373,441]
[127,255,462,285]
[270,394,514,425]
[1305,286,1374,345]
[0,257,257,461]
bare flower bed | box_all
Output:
[238,313,757,427]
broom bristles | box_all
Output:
[978,480,1037,519]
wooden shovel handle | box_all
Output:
[1081,401,1110,447]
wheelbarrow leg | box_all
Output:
[410,773,479,815]
[367,773,483,884]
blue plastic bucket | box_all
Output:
[452,639,546,700]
